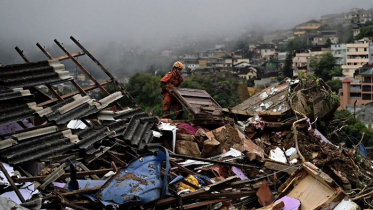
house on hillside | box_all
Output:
[321,14,348,25]
[331,44,347,65]
[179,54,199,70]
[233,66,257,80]
[359,9,373,24]
[292,48,331,76]
[339,68,373,109]
[352,24,364,37]
[342,38,370,77]
[309,31,339,46]
[259,43,276,61]
[295,20,321,31]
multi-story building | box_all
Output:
[309,31,339,46]
[339,68,373,109]
[331,44,347,65]
[370,42,373,64]
[259,44,276,61]
[179,54,199,70]
[342,38,370,77]
[359,9,373,24]
[292,48,331,76]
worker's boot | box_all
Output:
[162,110,170,118]
[175,110,184,120]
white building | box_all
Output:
[331,44,347,65]
[342,38,370,77]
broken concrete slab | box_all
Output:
[205,124,242,153]
[176,140,201,157]
[200,139,222,158]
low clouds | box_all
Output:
[0,0,372,74]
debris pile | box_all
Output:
[1,38,373,209]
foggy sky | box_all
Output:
[1,0,372,74]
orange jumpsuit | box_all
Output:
[160,71,184,118]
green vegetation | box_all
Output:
[309,52,341,81]
[100,72,248,116]
[354,25,373,40]
[326,110,373,147]
[180,72,248,108]
[282,51,294,78]
[326,79,342,94]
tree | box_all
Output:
[326,110,373,147]
[326,79,342,94]
[287,36,308,51]
[309,52,336,81]
[325,38,332,48]
[181,72,245,108]
[99,73,163,115]
[354,26,373,40]
[283,51,294,78]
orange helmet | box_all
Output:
[173,61,184,70]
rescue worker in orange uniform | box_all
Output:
[160,61,185,119]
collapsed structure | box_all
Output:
[0,37,372,210]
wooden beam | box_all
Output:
[54,39,123,110]
[38,79,112,106]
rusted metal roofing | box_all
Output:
[0,60,71,88]
[233,80,291,114]
[172,88,222,117]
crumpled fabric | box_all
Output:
[177,123,201,135]
[178,175,199,192]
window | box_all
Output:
[347,49,350,52]
[344,69,350,73]
[356,48,358,52]
[365,48,367,51]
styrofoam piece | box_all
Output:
[269,147,287,164]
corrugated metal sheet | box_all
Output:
[0,88,32,102]
[233,81,291,114]
[45,102,97,125]
[172,88,221,116]
[0,129,74,164]
[122,113,154,149]
[114,108,144,120]
[0,103,37,126]
[0,60,71,88]
[43,92,123,125]
[76,126,112,153]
